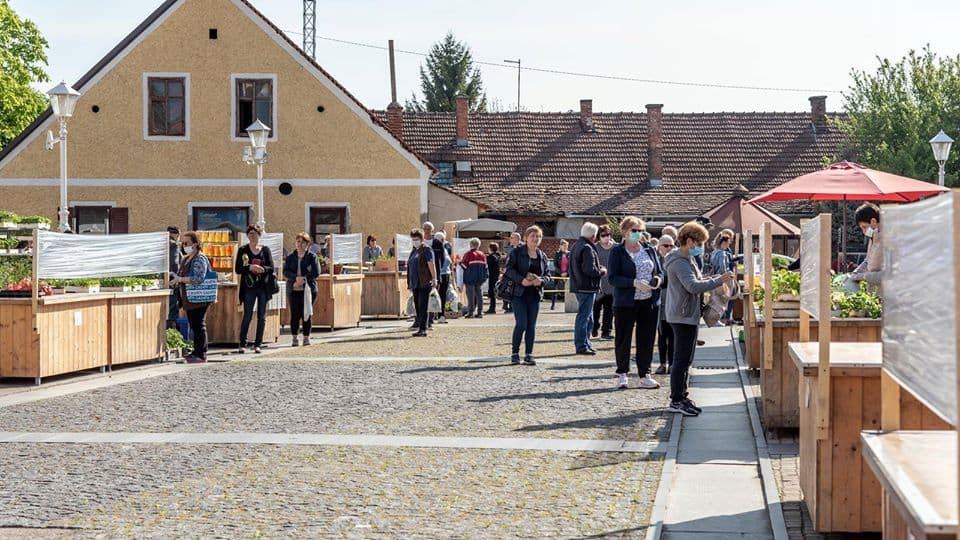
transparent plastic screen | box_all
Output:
[395,234,412,260]
[37,230,168,279]
[241,233,283,271]
[331,233,362,264]
[882,194,956,425]
[799,217,821,319]
[453,238,471,258]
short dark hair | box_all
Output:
[488,243,499,252]
[854,202,880,225]
[367,235,376,244]
[166,226,179,234]
[410,228,424,240]
[245,224,262,236]
[597,224,612,236]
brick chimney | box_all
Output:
[646,103,664,186]
[386,40,403,140]
[809,95,827,129]
[455,96,469,147]
[580,99,594,132]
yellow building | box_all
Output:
[0,0,474,245]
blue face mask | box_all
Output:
[690,245,704,257]
[628,231,643,243]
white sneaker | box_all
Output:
[291,337,299,347]
[637,375,661,389]
[302,336,311,346]
[617,374,628,389]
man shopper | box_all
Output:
[485,243,502,314]
[502,232,521,313]
[569,222,605,355]
[166,226,182,329]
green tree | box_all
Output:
[406,32,487,113]
[0,0,49,150]
[835,46,960,187]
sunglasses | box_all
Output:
[599,233,611,238]
[630,229,644,234]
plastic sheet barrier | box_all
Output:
[37,230,168,279]
[331,233,362,265]
[453,238,471,258]
[881,194,956,425]
[799,217,822,319]
[395,234,412,260]
[241,232,283,261]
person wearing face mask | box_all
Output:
[166,226,182,329]
[662,221,736,416]
[593,225,616,340]
[170,231,213,363]
[850,203,882,292]
[607,217,664,389]
[407,228,438,337]
[654,235,676,374]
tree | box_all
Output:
[835,46,960,187]
[0,0,49,150]
[406,32,487,113]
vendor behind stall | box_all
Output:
[851,203,882,294]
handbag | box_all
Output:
[185,269,218,304]
[496,277,516,300]
[266,271,280,295]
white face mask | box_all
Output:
[864,226,876,238]
[412,239,422,249]
[183,245,195,255]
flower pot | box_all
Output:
[65,285,100,294]
[101,286,134,292]
[374,260,395,272]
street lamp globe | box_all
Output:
[47,82,81,118]
[246,119,271,150]
[930,130,954,163]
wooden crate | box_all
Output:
[108,291,166,366]
[361,271,410,319]
[757,316,881,429]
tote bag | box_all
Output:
[185,258,218,304]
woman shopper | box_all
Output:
[505,225,550,365]
[663,222,736,416]
[607,217,664,390]
[433,231,453,324]
[709,232,736,324]
[550,239,570,310]
[655,235,676,375]
[459,237,489,318]
[593,225,615,339]
[235,225,275,354]
[284,233,320,346]
[485,243,502,314]
[363,235,383,263]
[407,228,438,337]
[172,231,213,363]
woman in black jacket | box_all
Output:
[504,225,551,365]
[284,232,320,346]
[235,225,275,354]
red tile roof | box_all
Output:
[374,110,847,217]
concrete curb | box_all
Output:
[647,413,682,540]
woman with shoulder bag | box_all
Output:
[284,232,320,346]
[607,217,664,390]
[504,225,551,365]
[235,225,275,354]
[172,231,214,364]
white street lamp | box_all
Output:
[929,130,954,187]
[242,119,271,231]
[45,82,81,233]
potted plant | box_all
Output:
[373,255,396,272]
[64,278,101,294]
[0,211,19,229]
[100,277,134,292]
[165,328,192,361]
[16,215,51,230]
[0,236,19,254]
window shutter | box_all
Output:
[109,207,129,234]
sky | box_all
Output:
[13,0,960,114]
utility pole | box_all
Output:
[303,0,316,59]
[504,59,520,112]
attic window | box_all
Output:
[432,162,454,185]
[209,29,218,40]
[649,179,664,188]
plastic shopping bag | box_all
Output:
[445,287,459,312]
[428,288,443,313]
[406,294,416,316]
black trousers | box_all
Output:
[435,274,450,319]
[487,279,497,311]
[186,304,209,359]
[669,323,699,403]
[240,287,269,346]
[289,290,313,337]
[413,287,431,331]
[613,298,658,376]
[657,318,674,367]
[593,293,614,334]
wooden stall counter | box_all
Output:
[206,283,281,345]
[108,289,168,367]
[861,431,957,540]
[361,271,410,319]
[757,310,881,429]
[789,342,950,533]
[315,274,363,330]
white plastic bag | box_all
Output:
[428,288,442,313]
[445,287,459,312]
[405,295,416,316]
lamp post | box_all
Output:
[930,130,954,187]
[45,82,81,233]
[242,119,271,231]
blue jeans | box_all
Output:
[511,293,540,355]
[575,292,597,352]
[723,299,735,321]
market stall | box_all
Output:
[860,192,958,540]
[361,234,411,319]
[788,214,948,533]
[0,230,168,384]
[204,231,284,345]
[314,233,363,329]
[742,230,761,369]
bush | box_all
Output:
[165,328,192,350]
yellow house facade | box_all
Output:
[0,0,455,246]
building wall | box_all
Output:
[428,184,478,225]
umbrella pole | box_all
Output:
[841,196,847,271]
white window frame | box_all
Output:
[230,73,278,143]
[304,203,351,236]
[71,201,117,235]
[143,72,191,141]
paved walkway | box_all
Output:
[658,326,784,540]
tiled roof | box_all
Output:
[374,110,847,217]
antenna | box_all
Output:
[303,0,316,59]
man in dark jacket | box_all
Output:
[166,226,182,329]
[485,243,502,314]
[501,232,521,313]
[569,222,605,355]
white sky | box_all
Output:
[14,0,960,113]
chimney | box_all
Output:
[580,99,593,132]
[385,40,404,140]
[646,103,664,186]
[455,96,469,147]
[809,95,827,129]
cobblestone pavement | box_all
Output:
[1,443,660,538]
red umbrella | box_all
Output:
[748,161,949,266]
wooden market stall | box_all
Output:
[0,230,168,384]
[315,233,364,329]
[743,230,761,369]
[860,192,958,540]
[755,221,882,429]
[361,233,411,319]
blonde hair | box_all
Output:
[295,232,311,245]
[619,215,645,232]
[525,225,543,239]
[678,221,709,247]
